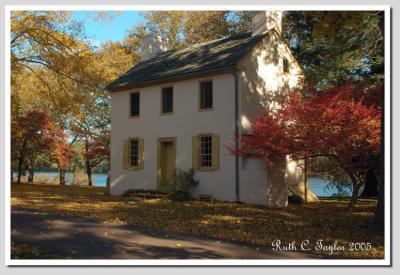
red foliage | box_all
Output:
[11,110,75,169]
[51,131,75,169]
[230,82,382,175]
[84,130,110,168]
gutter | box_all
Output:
[232,71,240,202]
[107,67,235,92]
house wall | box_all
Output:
[238,30,303,132]
[237,30,304,206]
[110,73,237,201]
[111,30,305,206]
[239,157,268,205]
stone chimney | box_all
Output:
[251,11,283,36]
[140,35,168,61]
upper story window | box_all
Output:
[283,58,290,73]
[130,92,140,117]
[161,87,173,114]
[199,81,213,110]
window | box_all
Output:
[130,92,140,117]
[129,139,139,167]
[272,44,279,65]
[199,81,213,110]
[200,136,212,167]
[283,58,290,73]
[161,87,173,114]
[192,134,219,170]
[123,138,144,170]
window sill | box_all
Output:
[198,108,214,112]
[198,167,219,172]
[126,166,142,171]
[160,112,174,116]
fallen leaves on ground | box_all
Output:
[11,183,384,259]
[11,242,67,259]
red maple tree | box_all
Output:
[230,82,382,211]
[11,110,74,184]
[83,130,110,186]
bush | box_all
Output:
[167,168,198,201]
[168,190,190,201]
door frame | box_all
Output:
[157,137,177,190]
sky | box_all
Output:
[73,11,142,45]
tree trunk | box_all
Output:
[59,168,66,185]
[105,158,111,195]
[374,173,384,230]
[373,9,385,231]
[84,139,92,186]
[17,138,28,184]
[265,153,288,208]
[28,166,34,183]
[347,172,363,212]
[304,157,308,204]
[361,168,378,197]
[105,173,111,195]
[17,156,24,184]
[347,184,361,212]
[87,164,92,187]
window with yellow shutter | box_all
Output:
[130,139,139,167]
[200,136,212,167]
[193,134,219,171]
[124,137,144,170]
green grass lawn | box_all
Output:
[11,183,384,259]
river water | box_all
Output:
[13,172,351,197]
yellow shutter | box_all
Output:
[212,134,219,170]
[123,139,129,169]
[138,138,144,169]
[192,136,199,170]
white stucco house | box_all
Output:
[107,11,304,207]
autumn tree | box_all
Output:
[230,82,381,212]
[11,12,139,184]
[11,11,91,183]
[95,41,140,83]
[70,40,136,186]
[282,11,385,219]
[12,65,83,184]
[83,131,110,186]
[72,87,110,187]
[130,11,252,50]
[11,11,90,111]
[11,110,74,184]
[11,11,95,83]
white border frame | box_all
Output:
[4,4,391,266]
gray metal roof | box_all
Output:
[107,32,268,91]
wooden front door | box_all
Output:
[157,137,176,190]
